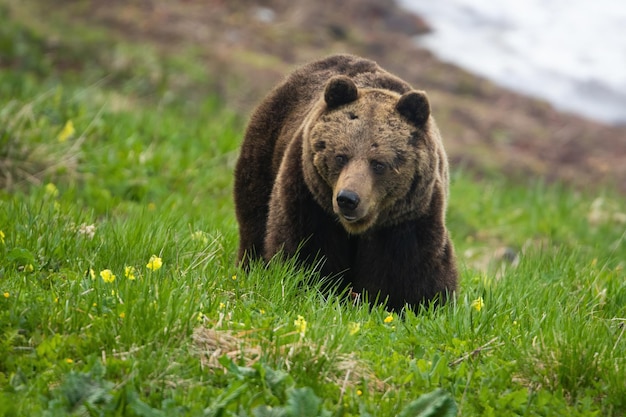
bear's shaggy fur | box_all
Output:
[234,54,457,310]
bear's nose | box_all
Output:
[336,190,360,211]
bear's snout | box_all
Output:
[332,160,376,232]
[336,189,360,218]
[333,185,376,233]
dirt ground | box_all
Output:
[51,0,626,194]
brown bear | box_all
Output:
[234,54,458,310]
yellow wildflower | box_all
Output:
[124,266,137,280]
[3,292,9,298]
[471,297,484,312]
[100,269,116,283]
[65,358,74,364]
[383,314,394,324]
[231,275,237,281]
[88,268,96,279]
[0,230,5,244]
[348,322,361,335]
[146,255,163,271]
[57,120,75,143]
[45,183,59,198]
[219,302,226,309]
[294,315,307,337]
[24,264,34,273]
[356,389,363,396]
[119,312,125,319]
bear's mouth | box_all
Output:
[341,214,358,222]
[336,211,377,234]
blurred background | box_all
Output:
[2,0,625,193]
[400,0,626,126]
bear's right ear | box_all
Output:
[324,76,359,109]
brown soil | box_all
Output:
[35,0,626,193]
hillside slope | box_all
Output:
[15,0,624,193]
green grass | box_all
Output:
[1,4,626,416]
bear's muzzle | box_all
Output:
[336,189,360,220]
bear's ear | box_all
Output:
[396,90,430,127]
[324,76,359,109]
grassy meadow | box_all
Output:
[1,5,625,416]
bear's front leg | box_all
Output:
[264,178,316,261]
[353,221,457,310]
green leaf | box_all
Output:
[125,387,167,417]
[285,387,329,417]
[54,370,113,412]
[6,247,36,267]
[218,355,258,380]
[36,333,63,360]
[397,389,457,417]
[261,364,292,400]
[252,405,288,417]
[204,383,249,417]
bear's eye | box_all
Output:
[335,154,348,167]
[371,160,386,174]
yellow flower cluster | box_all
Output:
[146,255,163,271]
[100,269,116,283]
[45,183,59,198]
[57,120,75,143]
[0,230,5,244]
[471,297,485,312]
[294,315,307,337]
[124,266,137,280]
[96,256,163,284]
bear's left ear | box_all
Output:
[324,76,359,109]
[396,90,430,127]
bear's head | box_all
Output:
[302,75,445,234]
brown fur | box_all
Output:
[234,54,457,310]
